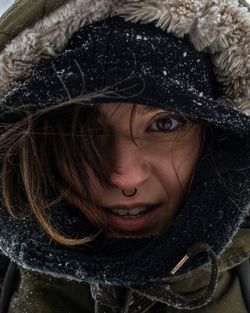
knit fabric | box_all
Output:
[0,127,249,286]
[1,17,250,133]
[0,3,249,311]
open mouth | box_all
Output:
[102,203,162,231]
[106,205,156,218]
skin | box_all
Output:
[69,103,203,238]
[84,103,203,238]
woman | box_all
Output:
[0,0,249,312]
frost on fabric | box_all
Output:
[0,0,249,117]
[0,15,250,132]
[0,157,249,286]
[0,13,249,289]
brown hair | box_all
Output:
[0,99,204,246]
[0,101,111,245]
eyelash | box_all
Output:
[148,115,187,133]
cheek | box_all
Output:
[172,144,199,187]
[151,135,200,195]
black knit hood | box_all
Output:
[0,0,249,311]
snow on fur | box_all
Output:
[0,0,249,115]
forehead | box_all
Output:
[98,103,167,116]
[137,105,163,114]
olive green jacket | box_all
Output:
[1,225,248,313]
[0,1,250,313]
[0,0,70,51]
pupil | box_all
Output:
[157,119,171,130]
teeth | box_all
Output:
[129,206,149,215]
[110,206,150,216]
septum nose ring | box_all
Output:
[122,188,137,197]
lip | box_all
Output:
[103,202,158,211]
[103,203,162,232]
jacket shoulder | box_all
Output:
[0,253,10,292]
[0,0,70,51]
[8,268,95,313]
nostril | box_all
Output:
[109,164,150,189]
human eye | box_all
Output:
[148,114,187,133]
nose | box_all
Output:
[109,140,151,190]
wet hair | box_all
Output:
[0,100,205,246]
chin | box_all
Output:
[106,226,164,239]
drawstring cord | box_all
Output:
[91,243,219,313]
[94,292,156,313]
[94,286,134,313]
[120,288,133,313]
[0,261,18,313]
[133,243,219,310]
[94,300,100,313]
[166,242,219,309]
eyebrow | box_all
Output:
[142,105,157,111]
[137,105,166,115]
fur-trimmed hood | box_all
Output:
[0,1,250,311]
[0,0,249,115]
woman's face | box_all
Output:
[82,103,202,238]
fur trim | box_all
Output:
[0,0,249,115]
